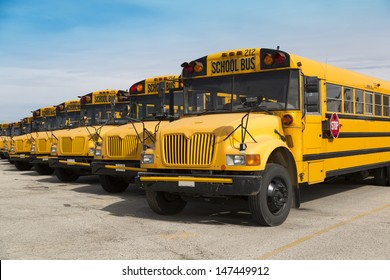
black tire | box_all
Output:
[146,190,187,215]
[54,168,79,182]
[14,161,33,171]
[248,163,292,226]
[8,159,15,164]
[33,163,54,175]
[99,175,129,193]
[386,166,390,186]
[374,167,388,186]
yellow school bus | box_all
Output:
[29,101,81,175]
[48,89,130,182]
[0,123,12,159]
[91,75,183,193]
[8,117,35,170]
[137,47,390,226]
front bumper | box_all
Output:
[29,154,58,164]
[136,171,263,196]
[9,153,31,162]
[48,157,92,170]
[91,161,146,177]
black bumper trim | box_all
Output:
[136,172,263,196]
[91,161,139,177]
[48,157,92,170]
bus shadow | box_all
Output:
[299,176,372,204]
[100,195,258,227]
[19,171,42,176]
[36,175,100,185]
[74,177,374,227]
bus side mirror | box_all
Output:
[81,116,88,125]
[158,82,166,114]
[122,105,130,117]
[158,82,165,98]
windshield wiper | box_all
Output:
[252,105,273,115]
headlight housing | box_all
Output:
[30,144,36,153]
[88,148,95,156]
[94,148,102,157]
[51,145,57,154]
[226,154,260,166]
[142,154,154,164]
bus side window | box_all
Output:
[304,76,320,113]
[326,84,342,113]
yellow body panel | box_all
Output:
[55,125,117,157]
[96,121,163,161]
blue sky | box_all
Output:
[1,0,390,122]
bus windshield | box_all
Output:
[1,128,11,137]
[81,104,129,126]
[57,111,81,129]
[182,70,299,114]
[33,116,59,132]
[129,91,183,120]
[12,127,22,136]
[23,124,33,134]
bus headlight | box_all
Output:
[88,148,95,156]
[30,144,36,153]
[226,155,246,166]
[226,154,260,166]
[94,148,102,157]
[51,145,57,154]
[142,154,154,164]
[10,145,15,153]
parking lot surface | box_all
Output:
[0,160,389,259]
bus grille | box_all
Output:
[107,135,139,157]
[37,139,49,153]
[61,137,85,154]
[163,133,215,166]
[16,140,24,151]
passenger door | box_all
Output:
[302,76,325,183]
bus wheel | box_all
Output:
[14,161,33,171]
[33,163,54,175]
[146,190,187,215]
[374,167,388,186]
[248,164,292,226]
[54,168,79,182]
[99,175,129,193]
[387,167,390,186]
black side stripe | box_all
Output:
[326,161,390,177]
[338,132,390,138]
[325,113,390,122]
[303,147,390,161]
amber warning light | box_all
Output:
[181,61,204,74]
[130,83,143,94]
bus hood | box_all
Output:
[161,113,282,140]
[103,121,164,139]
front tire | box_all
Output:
[248,164,292,226]
[146,190,187,215]
[14,161,33,171]
[54,168,79,182]
[33,163,54,175]
[99,175,129,193]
